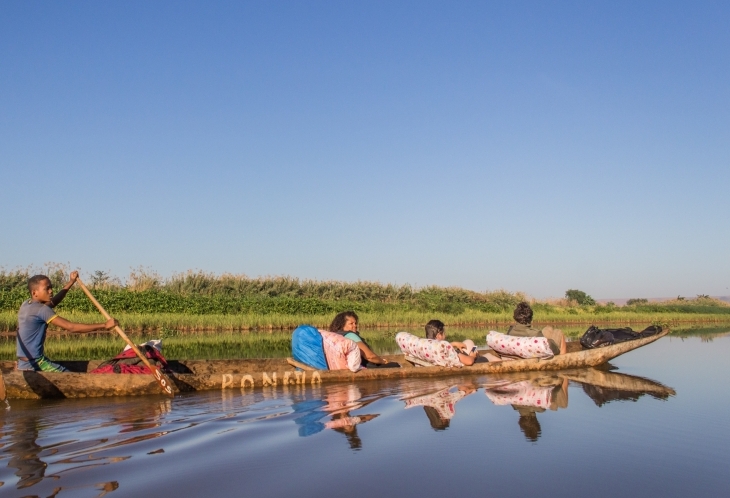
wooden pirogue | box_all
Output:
[0,329,668,400]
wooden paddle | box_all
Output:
[76,278,175,396]
[286,357,316,371]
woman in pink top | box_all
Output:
[329,311,398,368]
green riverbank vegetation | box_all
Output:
[2,265,729,333]
[1,323,727,361]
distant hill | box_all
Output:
[598,296,730,306]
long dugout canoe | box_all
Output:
[0,329,668,399]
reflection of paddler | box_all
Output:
[4,414,47,489]
[404,383,477,430]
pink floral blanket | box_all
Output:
[396,332,462,367]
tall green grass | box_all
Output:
[3,309,730,334]
[2,323,728,361]
[2,266,728,333]
[0,331,294,361]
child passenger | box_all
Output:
[425,320,479,366]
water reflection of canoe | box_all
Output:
[480,368,675,441]
[0,330,668,400]
[482,367,676,402]
[562,367,676,405]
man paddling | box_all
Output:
[17,271,118,372]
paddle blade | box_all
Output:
[152,366,175,395]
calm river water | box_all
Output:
[1,331,728,497]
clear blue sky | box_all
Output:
[2,1,728,299]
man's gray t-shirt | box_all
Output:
[17,300,57,360]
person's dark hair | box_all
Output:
[425,319,445,339]
[27,275,50,295]
[329,311,359,332]
[513,301,533,325]
[423,406,450,431]
[330,414,363,449]
[518,412,542,442]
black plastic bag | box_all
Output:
[580,325,662,349]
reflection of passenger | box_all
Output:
[325,413,378,450]
[292,384,379,449]
[403,383,477,430]
[322,385,378,449]
[4,415,46,489]
[484,376,568,442]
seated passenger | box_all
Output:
[483,375,569,442]
[329,311,399,368]
[425,320,478,366]
[507,302,567,355]
[396,320,478,367]
[291,324,361,371]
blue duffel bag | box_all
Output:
[291,324,328,370]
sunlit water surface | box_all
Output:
[1,332,728,497]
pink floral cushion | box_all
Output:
[484,380,552,408]
[404,387,469,420]
[396,332,462,368]
[486,331,554,359]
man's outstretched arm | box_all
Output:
[50,271,79,308]
[50,316,118,333]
